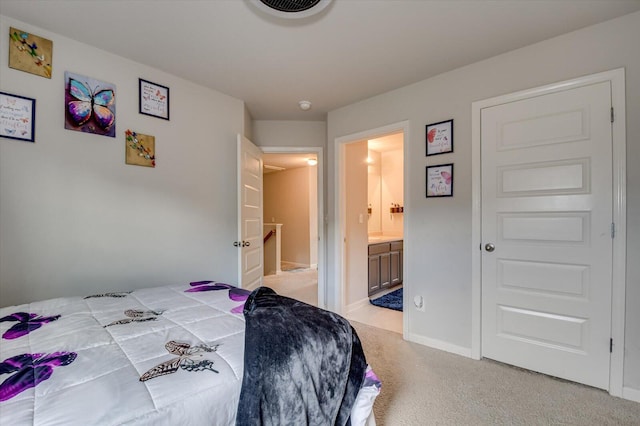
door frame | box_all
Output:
[261,146,326,308]
[471,68,627,396]
[334,120,410,336]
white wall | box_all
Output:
[0,16,245,306]
[308,166,318,267]
[367,150,382,234]
[252,120,326,148]
[380,149,403,236]
[327,11,640,392]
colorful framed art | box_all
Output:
[125,129,156,168]
[426,163,453,197]
[426,119,453,156]
[64,71,116,137]
[139,79,169,120]
[0,91,36,142]
[9,27,53,79]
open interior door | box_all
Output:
[237,134,263,290]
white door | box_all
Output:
[481,81,613,389]
[237,134,263,290]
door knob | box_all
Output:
[485,243,495,252]
[242,241,251,247]
[233,241,240,247]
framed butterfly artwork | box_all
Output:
[139,79,169,120]
[426,163,453,197]
[0,92,36,143]
[426,119,453,156]
[64,72,116,137]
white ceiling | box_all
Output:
[1,0,639,121]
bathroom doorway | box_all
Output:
[335,121,408,335]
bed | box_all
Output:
[0,281,380,425]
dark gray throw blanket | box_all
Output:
[236,287,367,426]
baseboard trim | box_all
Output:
[345,297,371,315]
[622,386,640,403]
[406,332,473,358]
[281,261,308,269]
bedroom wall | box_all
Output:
[326,11,640,394]
[0,16,245,306]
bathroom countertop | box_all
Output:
[368,235,403,244]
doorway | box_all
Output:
[334,121,409,335]
[471,68,627,395]
[261,147,325,308]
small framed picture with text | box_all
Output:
[0,91,36,142]
[139,79,169,120]
[426,119,453,156]
[426,163,453,197]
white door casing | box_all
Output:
[481,81,612,389]
[238,134,263,290]
[334,120,410,337]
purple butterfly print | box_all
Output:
[186,281,250,313]
[0,352,77,401]
[0,312,60,340]
[185,281,234,292]
[364,367,382,389]
[229,288,251,314]
[189,280,214,286]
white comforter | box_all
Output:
[0,283,247,425]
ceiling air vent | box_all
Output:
[250,0,332,19]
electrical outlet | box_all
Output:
[413,295,425,312]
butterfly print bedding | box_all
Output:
[139,340,220,381]
[0,312,60,339]
[84,291,132,299]
[103,309,164,327]
[186,281,250,313]
[0,352,77,401]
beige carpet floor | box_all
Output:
[351,321,640,425]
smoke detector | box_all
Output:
[249,0,332,19]
[299,100,312,111]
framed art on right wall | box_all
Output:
[426,119,453,156]
[426,163,453,197]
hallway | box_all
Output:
[263,269,402,334]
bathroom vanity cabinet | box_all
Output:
[368,240,403,296]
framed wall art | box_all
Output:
[65,71,116,137]
[0,91,36,142]
[426,119,453,156]
[426,163,453,197]
[9,27,53,79]
[125,129,156,167]
[139,79,169,120]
